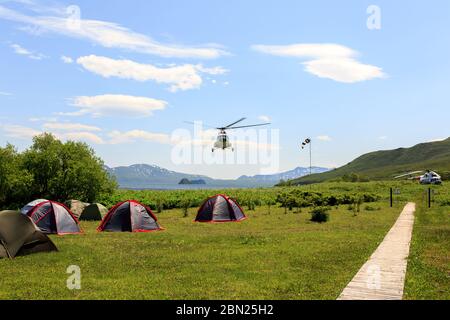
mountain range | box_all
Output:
[105,165,329,189]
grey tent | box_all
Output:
[27,201,82,235]
[0,210,58,259]
[21,199,48,215]
[195,194,246,222]
[67,200,89,219]
[79,203,108,221]
[97,200,162,233]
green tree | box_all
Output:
[0,144,33,209]
[23,133,117,202]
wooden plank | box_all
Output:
[337,202,415,300]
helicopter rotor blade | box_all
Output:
[394,170,424,179]
[227,123,271,130]
[223,118,246,129]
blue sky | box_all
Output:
[1,0,449,179]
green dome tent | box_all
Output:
[0,211,58,259]
[79,203,108,221]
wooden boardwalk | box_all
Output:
[338,202,416,300]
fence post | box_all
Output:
[390,188,393,207]
[428,188,431,208]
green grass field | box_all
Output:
[1,182,448,300]
[404,200,450,300]
[1,202,403,300]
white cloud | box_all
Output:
[61,55,73,63]
[378,136,388,140]
[28,116,58,122]
[252,43,385,83]
[317,135,332,141]
[258,115,271,122]
[108,130,171,145]
[10,43,46,60]
[63,94,168,118]
[195,64,229,75]
[0,4,228,59]
[0,91,12,96]
[76,55,227,92]
[1,124,41,139]
[43,122,101,132]
[0,123,104,144]
[62,131,105,144]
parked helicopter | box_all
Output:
[185,118,270,152]
[394,170,442,185]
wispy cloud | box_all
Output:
[0,3,228,59]
[10,43,46,60]
[28,116,58,122]
[1,124,41,139]
[108,130,172,145]
[60,55,73,63]
[0,123,105,144]
[252,43,385,83]
[62,94,168,118]
[43,122,101,132]
[62,131,105,144]
[317,135,332,141]
[0,91,13,96]
[258,115,271,122]
[76,55,227,92]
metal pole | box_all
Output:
[428,188,431,208]
[390,188,393,207]
[309,140,312,177]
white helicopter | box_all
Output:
[185,118,270,152]
[394,170,442,185]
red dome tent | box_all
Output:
[195,194,246,222]
[97,200,163,233]
[26,201,82,235]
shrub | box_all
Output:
[310,206,330,223]
[180,198,191,217]
[364,205,380,211]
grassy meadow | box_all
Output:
[0,181,448,300]
[404,200,450,299]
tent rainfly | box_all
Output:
[79,203,108,221]
[26,201,82,235]
[67,200,89,219]
[97,200,163,233]
[0,210,58,259]
[195,194,246,222]
[21,199,48,215]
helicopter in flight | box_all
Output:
[185,118,270,152]
[394,170,442,185]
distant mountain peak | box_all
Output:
[105,163,330,189]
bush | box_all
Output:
[310,206,330,223]
[0,134,117,209]
[364,205,380,211]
